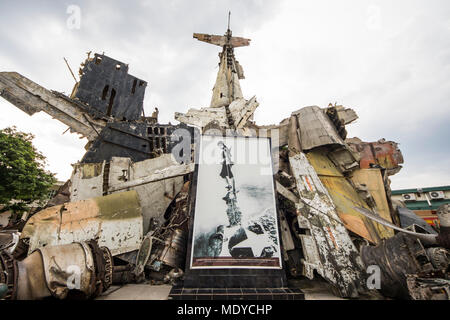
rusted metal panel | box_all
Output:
[289,152,366,298]
[347,138,404,175]
[21,191,143,256]
[305,149,394,242]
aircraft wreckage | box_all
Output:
[0,24,449,300]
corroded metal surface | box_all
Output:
[174,96,259,130]
[0,251,18,299]
[289,152,366,298]
[0,72,106,141]
[74,53,147,121]
[38,242,96,299]
[361,233,434,299]
[354,206,438,245]
[292,106,344,151]
[21,191,143,256]
[0,25,417,301]
[194,33,251,48]
[350,168,393,223]
[347,138,404,175]
[306,149,393,242]
[7,241,114,300]
[407,274,450,300]
[70,161,105,201]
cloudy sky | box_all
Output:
[0,0,449,190]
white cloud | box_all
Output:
[0,0,448,190]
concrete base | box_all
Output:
[97,278,384,300]
[97,282,342,300]
[98,284,172,300]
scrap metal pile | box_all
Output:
[0,28,449,300]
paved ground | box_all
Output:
[98,280,343,300]
[98,284,172,300]
[295,279,343,300]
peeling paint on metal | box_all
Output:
[21,191,143,256]
[306,149,394,242]
[289,152,366,298]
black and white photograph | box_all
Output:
[190,135,282,269]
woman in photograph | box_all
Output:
[217,141,235,191]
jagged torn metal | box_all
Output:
[289,152,366,298]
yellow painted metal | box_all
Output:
[350,168,394,226]
[79,162,103,178]
[306,148,343,177]
[306,150,393,243]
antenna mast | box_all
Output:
[63,57,78,83]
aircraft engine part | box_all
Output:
[0,251,18,299]
[426,247,450,270]
[151,229,186,269]
[360,233,434,299]
[1,241,112,300]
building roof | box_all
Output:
[391,185,450,195]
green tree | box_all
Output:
[0,126,56,216]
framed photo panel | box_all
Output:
[189,134,282,269]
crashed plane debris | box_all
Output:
[0,21,448,301]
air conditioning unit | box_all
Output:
[402,193,416,201]
[428,191,445,200]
